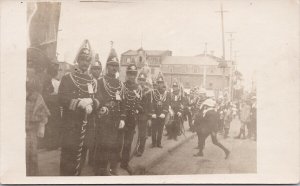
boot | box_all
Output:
[224,149,230,159]
[96,168,111,176]
[109,162,119,176]
[120,164,133,175]
[193,151,203,157]
[235,129,242,139]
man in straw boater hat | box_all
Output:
[150,72,171,148]
[94,42,126,176]
[118,63,143,175]
[58,40,100,176]
[194,98,230,159]
[26,47,51,176]
[134,71,153,157]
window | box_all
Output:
[126,57,131,63]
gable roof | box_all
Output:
[161,56,220,66]
[122,49,171,56]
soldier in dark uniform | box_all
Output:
[94,45,126,176]
[150,73,170,148]
[58,40,100,176]
[87,53,102,167]
[194,99,230,159]
[118,64,142,175]
[167,81,184,140]
[135,72,152,157]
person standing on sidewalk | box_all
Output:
[194,99,230,159]
[235,100,251,139]
[26,47,51,176]
[94,45,126,176]
[223,102,233,138]
[150,73,170,148]
[118,64,142,175]
[58,40,100,176]
[135,72,153,157]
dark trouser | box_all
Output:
[167,117,180,139]
[60,123,89,176]
[186,110,193,130]
[87,119,96,166]
[137,115,148,154]
[199,131,229,154]
[151,118,165,146]
[196,131,202,148]
[60,144,88,176]
[119,115,136,167]
[94,146,119,175]
[94,116,120,175]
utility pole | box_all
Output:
[204,42,208,55]
[216,3,228,60]
[226,32,236,61]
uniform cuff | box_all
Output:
[69,99,80,111]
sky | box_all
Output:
[56,0,299,90]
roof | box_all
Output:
[161,56,220,66]
[122,49,171,56]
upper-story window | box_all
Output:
[126,57,131,63]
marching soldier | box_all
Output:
[58,40,100,176]
[118,64,142,175]
[94,45,126,176]
[167,81,184,140]
[194,99,230,159]
[150,73,170,148]
[87,53,102,166]
[135,72,153,157]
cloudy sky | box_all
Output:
[56,0,299,89]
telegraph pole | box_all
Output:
[226,32,236,61]
[216,3,228,60]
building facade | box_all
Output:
[119,48,172,81]
[161,54,232,92]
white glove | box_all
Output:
[119,120,125,129]
[159,114,165,119]
[151,114,157,119]
[83,98,93,105]
[85,104,93,115]
[177,112,182,117]
[78,100,87,109]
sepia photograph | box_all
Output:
[0,0,299,184]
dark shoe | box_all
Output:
[109,168,118,176]
[225,150,230,159]
[135,151,142,157]
[193,151,203,157]
[151,144,156,148]
[194,146,200,149]
[120,164,133,175]
[96,168,111,176]
[157,144,163,148]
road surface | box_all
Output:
[147,117,257,175]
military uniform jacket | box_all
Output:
[170,92,184,115]
[151,89,171,116]
[58,72,99,140]
[95,75,125,148]
[202,108,219,133]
